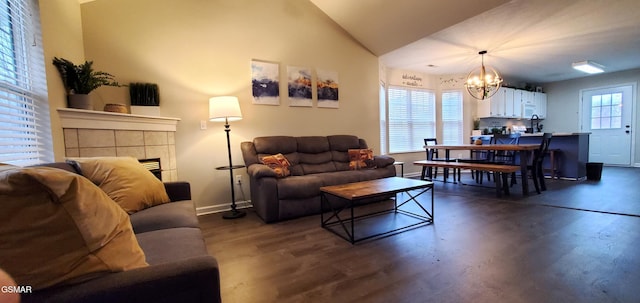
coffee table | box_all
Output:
[320,177,434,244]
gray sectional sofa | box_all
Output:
[22,162,221,303]
[241,135,396,223]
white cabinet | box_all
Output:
[477,98,491,118]
[476,88,545,119]
[534,92,547,118]
[478,87,519,118]
[503,88,521,118]
[490,87,506,117]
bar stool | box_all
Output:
[544,149,561,179]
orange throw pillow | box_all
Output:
[348,149,376,170]
[260,153,291,178]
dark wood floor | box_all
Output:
[199,167,640,303]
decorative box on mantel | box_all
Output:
[58,108,181,181]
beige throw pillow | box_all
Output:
[70,157,170,214]
[0,166,147,290]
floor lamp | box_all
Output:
[209,96,246,219]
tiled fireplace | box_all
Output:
[58,108,181,181]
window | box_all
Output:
[0,0,51,166]
[386,86,435,153]
[590,92,622,129]
[379,81,387,154]
[441,90,463,145]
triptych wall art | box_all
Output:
[251,59,339,108]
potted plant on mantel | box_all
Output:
[129,82,160,116]
[52,57,124,110]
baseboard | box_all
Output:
[196,200,252,216]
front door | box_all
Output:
[580,84,634,166]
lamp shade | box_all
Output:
[209,96,242,122]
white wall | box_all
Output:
[544,68,640,165]
[78,0,380,212]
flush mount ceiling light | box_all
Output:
[465,50,503,100]
[572,61,605,74]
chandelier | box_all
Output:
[465,50,503,100]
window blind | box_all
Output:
[387,86,435,153]
[442,90,463,145]
[0,0,51,166]
[379,82,387,154]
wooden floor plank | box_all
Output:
[199,167,640,303]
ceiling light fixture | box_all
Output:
[572,61,604,74]
[465,50,503,100]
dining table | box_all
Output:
[426,144,540,195]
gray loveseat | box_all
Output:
[241,135,396,223]
[21,162,221,303]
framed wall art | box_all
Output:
[287,65,313,107]
[251,60,280,105]
[317,69,339,108]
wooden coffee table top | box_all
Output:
[320,177,433,200]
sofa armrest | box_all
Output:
[374,155,395,168]
[23,256,220,303]
[163,181,191,202]
[247,163,277,179]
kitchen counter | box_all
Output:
[470,133,590,179]
[520,132,590,137]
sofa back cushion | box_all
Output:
[251,136,303,176]
[0,166,147,290]
[296,136,336,175]
[328,135,368,171]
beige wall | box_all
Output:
[544,68,640,166]
[78,0,379,211]
[39,0,86,161]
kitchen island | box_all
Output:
[471,132,590,179]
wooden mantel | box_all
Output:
[57,108,180,131]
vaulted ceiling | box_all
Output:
[310,0,640,84]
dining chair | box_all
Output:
[491,133,521,186]
[458,136,492,183]
[422,138,460,182]
[527,133,553,194]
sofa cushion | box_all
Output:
[277,175,324,199]
[69,157,170,214]
[327,135,361,151]
[135,228,208,266]
[260,153,291,178]
[129,201,199,234]
[297,136,336,174]
[254,136,297,155]
[0,166,147,290]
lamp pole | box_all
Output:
[222,116,245,219]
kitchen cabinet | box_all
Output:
[477,87,522,118]
[504,88,520,118]
[490,87,505,117]
[534,92,547,118]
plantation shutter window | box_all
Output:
[0,0,51,166]
[442,90,464,145]
[387,86,435,153]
